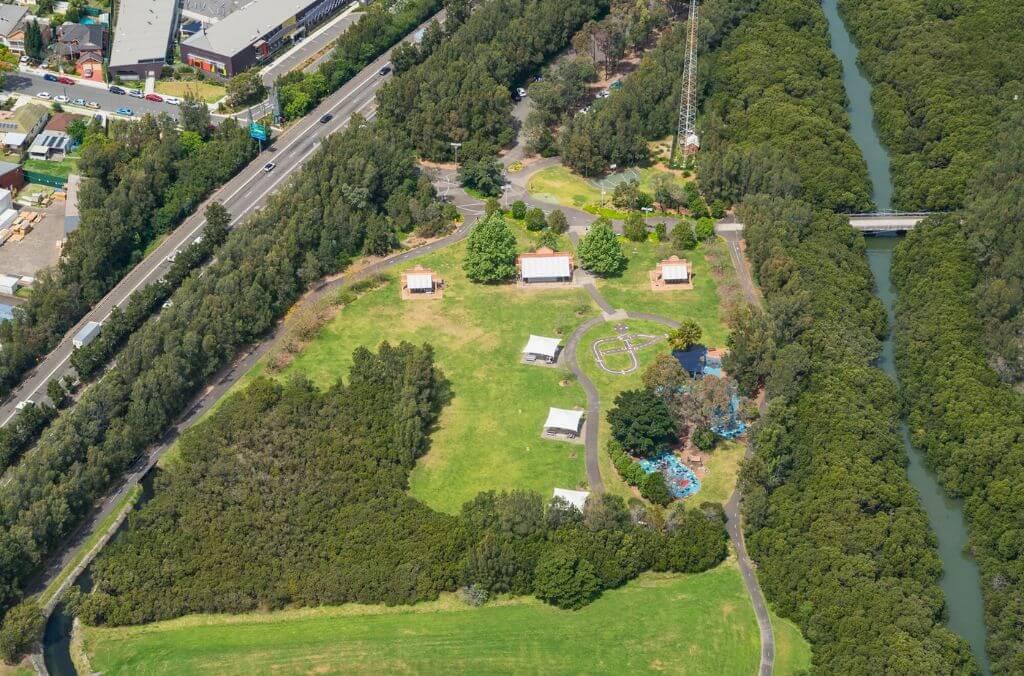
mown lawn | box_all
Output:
[262,229,599,514]
[80,564,812,675]
[599,239,731,347]
[23,156,78,179]
[155,80,226,104]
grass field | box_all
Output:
[79,564,811,675]
[155,80,226,103]
[241,226,597,514]
[23,156,78,179]
[600,239,731,347]
[526,165,691,219]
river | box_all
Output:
[822,0,990,671]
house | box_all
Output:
[400,265,443,299]
[517,247,574,284]
[522,334,561,364]
[28,131,70,160]
[0,103,50,150]
[552,488,590,512]
[0,5,27,53]
[543,407,584,439]
[650,255,693,290]
[44,112,86,135]
[0,162,25,192]
[56,22,106,80]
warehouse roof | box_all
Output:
[109,0,178,67]
[183,0,321,57]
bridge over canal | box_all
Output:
[716,211,934,234]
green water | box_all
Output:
[823,1,990,671]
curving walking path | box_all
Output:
[562,272,775,676]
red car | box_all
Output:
[56,76,75,85]
[144,93,163,102]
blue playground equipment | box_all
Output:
[710,391,747,439]
[639,453,701,499]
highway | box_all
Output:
[0,17,436,428]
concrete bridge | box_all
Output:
[716,212,932,234]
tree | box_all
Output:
[651,173,685,209]
[363,218,397,256]
[655,222,667,241]
[671,220,697,250]
[668,320,702,351]
[533,546,601,610]
[458,157,504,197]
[623,212,647,241]
[484,198,501,216]
[694,217,715,241]
[547,209,568,234]
[226,70,267,108]
[640,471,671,506]
[463,212,518,283]
[612,179,645,210]
[36,0,53,14]
[0,600,43,664]
[510,199,527,220]
[607,389,677,456]
[524,207,546,231]
[576,218,626,276]
[692,426,716,450]
[537,230,560,250]
[179,94,211,138]
[203,201,231,247]
[24,21,43,60]
[66,118,88,145]
[46,378,66,408]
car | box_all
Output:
[36,91,51,99]
[609,79,623,90]
[128,90,144,99]
[15,400,34,411]
[516,87,527,98]
[86,101,100,109]
[71,97,85,106]
[108,85,126,95]
[43,73,58,82]
[144,93,163,102]
[263,162,276,172]
[166,251,177,263]
[19,55,28,64]
[378,65,391,76]
[319,113,333,123]
[115,107,133,116]
[163,96,181,105]
[57,76,75,85]
[162,300,173,310]
[596,89,610,99]
[54,95,68,103]
[193,235,203,245]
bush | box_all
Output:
[510,199,527,220]
[691,426,716,451]
[0,600,43,664]
[623,212,648,242]
[524,207,547,232]
[533,546,601,610]
[546,209,568,234]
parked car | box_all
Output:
[108,85,126,95]
[15,400,34,411]
[43,73,58,82]
[378,65,391,76]
[36,91,51,99]
[516,87,527,98]
[19,55,28,64]
[57,76,75,85]
[262,162,276,172]
[162,300,173,309]
[144,93,163,102]
[128,90,144,99]
[609,79,623,90]
[71,97,85,106]
[86,101,100,109]
[54,95,68,103]
[596,89,610,99]
[115,107,133,116]
[319,113,333,123]
[163,96,181,105]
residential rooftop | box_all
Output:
[108,0,178,67]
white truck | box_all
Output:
[72,321,103,349]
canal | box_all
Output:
[822,0,990,671]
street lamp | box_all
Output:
[502,183,511,210]
[448,142,461,192]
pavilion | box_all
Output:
[400,265,443,300]
[543,407,584,439]
[517,247,574,285]
[650,255,694,291]
[553,488,591,512]
[522,334,562,364]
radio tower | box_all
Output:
[676,0,700,160]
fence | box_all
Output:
[24,171,67,189]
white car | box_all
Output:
[263,162,276,172]
[36,91,51,99]
[128,90,144,99]
[54,95,68,103]
[163,96,181,105]
[86,101,100,109]
[19,55,28,64]
[516,87,527,98]
[596,89,610,99]
[15,400,34,410]
[71,97,85,106]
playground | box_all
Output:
[639,453,702,499]
[590,323,666,375]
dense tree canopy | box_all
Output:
[696,0,871,212]
[377,0,609,160]
[462,212,518,283]
[836,0,1024,211]
[731,195,976,674]
[892,219,1024,673]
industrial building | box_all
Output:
[108,0,181,80]
[180,0,349,76]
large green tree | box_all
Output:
[607,388,676,457]
[462,212,518,283]
[576,218,626,276]
[532,546,601,610]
